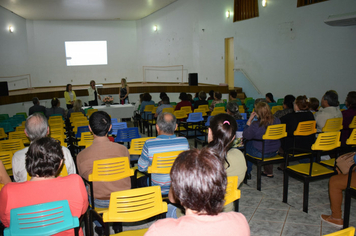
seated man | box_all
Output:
[12,113,76,182]
[315,90,342,132]
[138,112,189,195]
[28,97,46,116]
[193,91,209,109]
[155,96,173,118]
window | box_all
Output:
[65,41,108,66]
[234,0,259,22]
[297,0,327,7]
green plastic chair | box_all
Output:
[0,114,9,121]
[277,98,284,105]
[15,112,27,119]
[4,200,79,236]
[215,103,226,109]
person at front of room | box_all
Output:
[64,83,76,109]
[88,80,101,106]
[145,148,250,236]
[119,78,129,104]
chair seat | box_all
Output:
[112,228,148,236]
[287,163,334,177]
[246,153,284,162]
[290,152,312,158]
[320,158,335,167]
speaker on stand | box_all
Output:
[188,73,198,86]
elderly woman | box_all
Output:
[226,101,243,120]
[67,99,86,119]
[0,137,88,236]
[145,148,250,236]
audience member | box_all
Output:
[88,80,101,106]
[28,97,46,116]
[341,91,356,146]
[119,78,129,104]
[229,90,241,104]
[321,152,356,228]
[314,91,342,132]
[145,148,250,236]
[265,92,276,103]
[193,92,199,102]
[137,113,189,195]
[243,102,281,178]
[210,91,224,111]
[134,93,144,112]
[207,90,215,101]
[193,91,208,109]
[274,95,295,119]
[157,92,168,106]
[46,97,66,119]
[0,161,11,188]
[64,83,76,109]
[0,137,88,236]
[155,96,173,117]
[226,101,243,120]
[67,99,86,119]
[309,97,320,112]
[140,92,155,120]
[12,113,76,182]
[187,93,194,106]
[77,111,130,234]
[175,92,193,111]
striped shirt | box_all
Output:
[138,134,189,195]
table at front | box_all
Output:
[83,104,134,120]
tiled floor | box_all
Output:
[95,125,356,236]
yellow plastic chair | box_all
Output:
[161,107,174,114]
[15,126,25,132]
[0,151,13,176]
[173,110,187,119]
[287,120,316,160]
[0,183,4,191]
[211,110,226,116]
[212,106,225,113]
[148,150,184,175]
[49,116,64,122]
[245,124,287,191]
[129,137,155,165]
[85,157,134,213]
[91,186,167,236]
[323,227,355,236]
[86,109,98,118]
[198,104,210,113]
[224,176,241,211]
[73,120,89,134]
[0,139,25,155]
[322,117,343,132]
[0,128,8,140]
[194,108,207,116]
[51,133,67,147]
[8,131,30,145]
[346,129,356,146]
[283,131,340,213]
[71,116,87,125]
[271,105,283,115]
[27,163,68,181]
[349,116,356,129]
[77,132,94,147]
[70,112,85,118]
[238,105,245,113]
[180,106,192,115]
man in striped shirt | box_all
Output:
[138,112,189,195]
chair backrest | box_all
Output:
[86,109,98,118]
[50,127,65,137]
[198,105,209,112]
[173,110,187,119]
[211,110,226,116]
[129,137,155,155]
[111,118,118,123]
[71,116,87,124]
[0,139,25,154]
[277,98,284,105]
[8,131,30,145]
[194,108,207,116]
[162,107,174,114]
[102,186,167,223]
[75,126,91,138]
[27,164,68,181]
[240,113,247,120]
[180,106,192,115]
[70,112,85,118]
[215,103,226,108]
[148,150,184,174]
[16,112,28,119]
[311,131,341,151]
[49,116,63,122]
[262,124,287,140]
[224,176,240,206]
[143,105,155,112]
[0,122,14,133]
[88,157,133,182]
[346,129,356,146]
[213,107,225,112]
[115,127,141,143]
[322,117,343,132]
[205,116,214,127]
[4,200,79,236]
[236,120,248,132]
[271,105,283,115]
[0,127,8,139]
[323,227,355,236]
[293,120,317,136]
[51,133,67,147]
[0,151,13,171]
[78,132,94,147]
[151,106,158,114]
[110,122,128,135]
[15,126,25,132]
[349,116,356,129]
[0,114,9,121]
[239,105,245,113]
[73,121,89,134]
[186,112,204,123]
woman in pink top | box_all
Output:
[0,137,88,236]
[145,148,250,236]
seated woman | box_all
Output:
[140,92,155,119]
[265,92,276,103]
[67,99,86,119]
[210,91,224,111]
[46,97,66,119]
[279,95,315,165]
[0,137,88,236]
[243,102,281,178]
[145,148,250,236]
[226,101,243,120]
[175,92,193,111]
[157,92,168,106]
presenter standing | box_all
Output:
[88,80,101,106]
[119,78,129,105]
[64,84,76,109]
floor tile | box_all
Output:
[286,209,321,226]
[281,223,321,236]
[249,220,284,236]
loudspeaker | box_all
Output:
[189,73,198,86]
[0,82,9,96]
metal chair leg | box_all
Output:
[343,188,351,229]
[303,179,310,213]
[283,171,289,203]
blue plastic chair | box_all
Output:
[75,126,91,139]
[240,113,247,120]
[114,127,141,148]
[205,116,214,127]
[186,112,204,123]
[111,118,118,124]
[4,200,79,236]
[236,119,248,131]
[110,122,127,135]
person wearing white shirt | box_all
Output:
[88,80,101,106]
